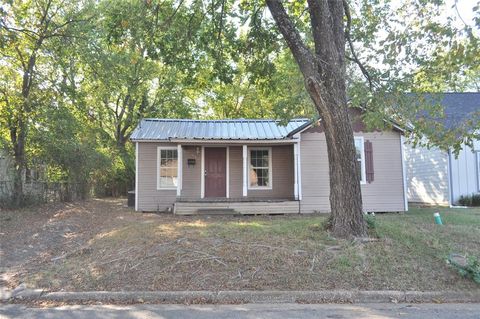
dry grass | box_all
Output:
[1,199,479,292]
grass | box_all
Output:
[2,200,479,292]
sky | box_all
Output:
[446,0,479,34]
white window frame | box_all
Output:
[354,136,367,185]
[248,147,273,190]
[157,146,179,190]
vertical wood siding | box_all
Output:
[405,144,450,205]
[299,130,406,213]
[449,142,480,204]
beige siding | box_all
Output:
[245,145,295,198]
[137,142,177,211]
[405,144,449,205]
[178,145,294,199]
[229,146,243,198]
[299,130,406,213]
[180,145,202,200]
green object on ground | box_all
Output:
[434,212,443,225]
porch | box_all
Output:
[174,142,299,203]
[174,198,300,215]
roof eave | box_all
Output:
[131,138,299,144]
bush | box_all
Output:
[364,213,378,237]
[448,254,480,284]
[458,194,480,206]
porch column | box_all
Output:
[293,143,299,200]
[242,145,248,196]
[135,142,139,211]
[177,144,182,197]
[297,140,302,200]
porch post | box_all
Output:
[297,139,303,201]
[242,145,248,196]
[135,142,139,211]
[201,146,205,198]
[177,144,182,197]
[293,143,299,200]
[226,146,230,198]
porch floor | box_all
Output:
[174,198,300,215]
[176,197,295,203]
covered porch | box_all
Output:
[173,141,302,215]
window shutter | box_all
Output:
[364,140,374,183]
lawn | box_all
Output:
[1,199,479,292]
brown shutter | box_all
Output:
[364,140,374,183]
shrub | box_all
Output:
[458,194,480,206]
[448,254,480,284]
[364,213,378,237]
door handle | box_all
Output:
[204,169,207,176]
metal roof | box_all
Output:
[130,118,311,141]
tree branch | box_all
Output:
[265,0,316,78]
[343,0,374,91]
[2,26,40,38]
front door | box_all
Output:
[204,147,226,198]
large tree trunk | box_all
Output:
[266,0,367,238]
[11,120,27,206]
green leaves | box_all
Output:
[1,0,478,197]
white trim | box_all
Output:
[201,146,205,198]
[135,142,139,211]
[157,146,179,190]
[400,135,409,211]
[354,136,367,185]
[226,146,230,198]
[297,137,303,200]
[177,144,182,196]
[247,147,273,190]
[447,149,454,207]
[242,145,247,196]
[293,143,299,200]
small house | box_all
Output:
[131,110,408,214]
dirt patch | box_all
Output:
[1,200,479,292]
[0,199,137,288]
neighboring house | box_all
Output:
[131,109,408,214]
[405,92,480,206]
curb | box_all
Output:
[4,289,480,304]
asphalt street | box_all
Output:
[1,303,480,319]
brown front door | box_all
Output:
[204,147,227,198]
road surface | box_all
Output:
[1,303,480,319]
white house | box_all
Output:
[405,93,480,206]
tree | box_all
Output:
[0,0,92,205]
[265,0,367,238]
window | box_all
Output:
[354,137,366,184]
[248,148,272,189]
[157,147,178,189]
